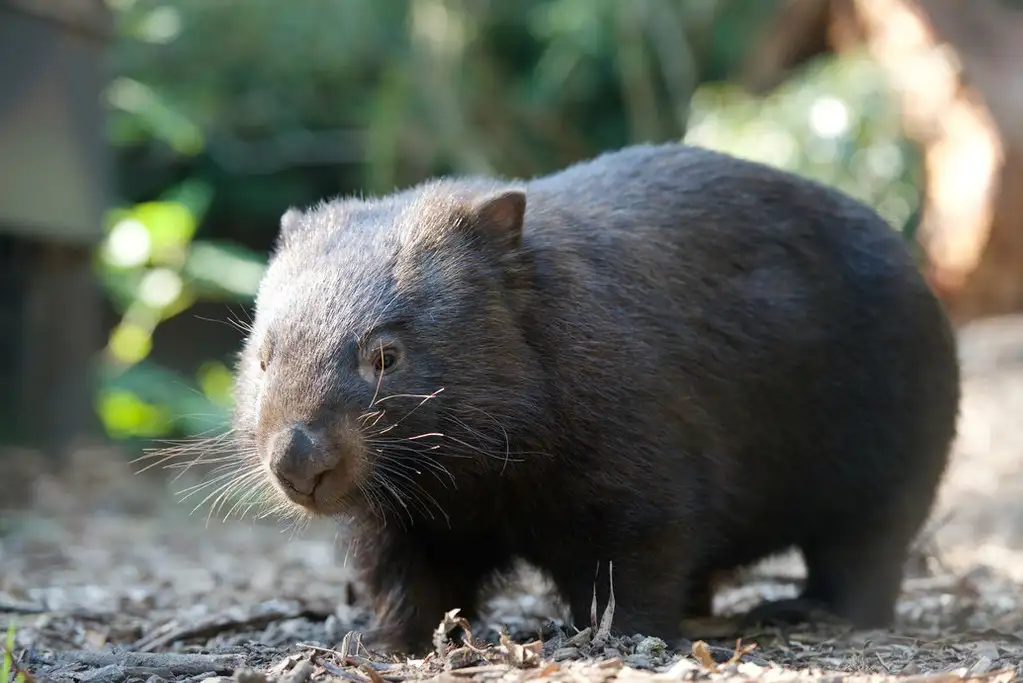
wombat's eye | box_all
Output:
[360,336,405,383]
[372,348,400,375]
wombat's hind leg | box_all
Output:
[743,518,916,630]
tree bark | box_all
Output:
[850,0,1023,325]
[743,0,1023,325]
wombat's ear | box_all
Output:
[274,207,306,252]
[279,207,304,238]
[467,189,526,251]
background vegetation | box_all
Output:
[96,0,923,446]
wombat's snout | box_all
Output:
[267,424,337,499]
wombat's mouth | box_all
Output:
[271,459,363,516]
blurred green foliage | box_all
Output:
[96,0,922,442]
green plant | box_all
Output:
[2,622,27,683]
[683,49,923,233]
[94,175,268,441]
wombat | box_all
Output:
[231,142,960,654]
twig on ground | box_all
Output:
[133,600,332,652]
[0,600,45,616]
[43,650,245,676]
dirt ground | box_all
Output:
[2,315,1023,683]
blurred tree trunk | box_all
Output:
[743,0,1023,326]
[0,1,111,467]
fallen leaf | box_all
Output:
[692,640,716,671]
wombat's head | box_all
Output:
[232,180,547,523]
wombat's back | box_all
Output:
[521,142,958,574]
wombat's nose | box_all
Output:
[268,424,329,496]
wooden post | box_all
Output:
[0,0,112,465]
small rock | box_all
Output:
[144,677,168,683]
[566,628,592,647]
[233,670,267,683]
[624,654,655,669]
[553,647,579,661]
[716,663,740,677]
[737,662,764,677]
[975,642,1002,661]
[635,636,667,656]
[324,615,343,644]
[663,658,700,678]
[282,661,314,683]
[968,656,996,675]
[278,618,309,638]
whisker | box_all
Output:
[372,389,444,435]
[132,430,247,482]
[174,465,254,499]
[358,410,385,425]
[371,389,445,405]
[367,444,456,488]
[371,474,414,530]
[374,460,450,526]
[221,473,276,522]
[179,466,263,520]
[368,340,387,408]
[445,412,515,473]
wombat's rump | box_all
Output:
[232,143,960,653]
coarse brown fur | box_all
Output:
[230,142,960,654]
